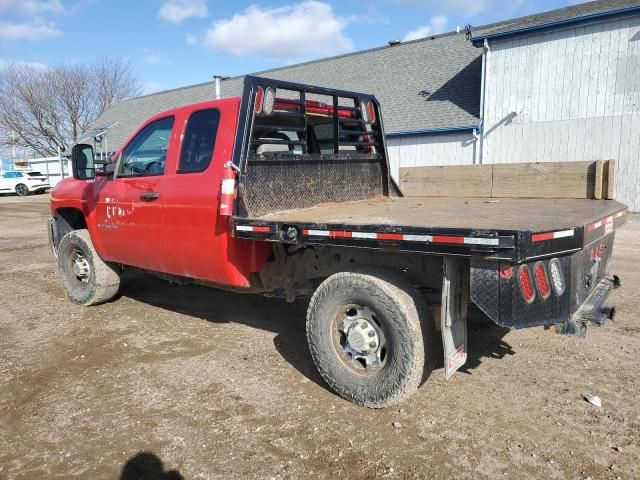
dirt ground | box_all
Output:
[1,194,639,480]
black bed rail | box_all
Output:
[231,75,391,194]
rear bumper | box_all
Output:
[470,231,619,333]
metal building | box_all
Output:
[470,0,640,211]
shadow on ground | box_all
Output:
[120,452,183,480]
[119,270,514,391]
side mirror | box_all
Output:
[96,161,116,177]
[71,144,95,180]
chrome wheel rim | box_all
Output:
[16,184,28,196]
[331,304,388,375]
[71,249,91,283]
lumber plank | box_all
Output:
[399,164,493,198]
[603,159,616,200]
[491,161,597,199]
[594,160,604,200]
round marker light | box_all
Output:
[533,262,550,300]
[548,258,565,296]
[360,99,369,123]
[518,265,536,304]
[262,87,276,115]
[254,86,264,114]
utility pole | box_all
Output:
[58,146,64,180]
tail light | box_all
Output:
[367,100,376,124]
[548,258,565,296]
[254,87,264,114]
[219,166,236,217]
[518,265,536,303]
[262,87,275,115]
[533,262,550,299]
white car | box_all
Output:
[0,171,51,196]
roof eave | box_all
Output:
[386,125,481,137]
[470,5,640,46]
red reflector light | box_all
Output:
[219,167,236,217]
[367,101,376,124]
[518,265,536,303]
[254,86,264,114]
[533,262,550,300]
[499,263,514,279]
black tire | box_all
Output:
[57,229,120,306]
[15,183,29,196]
[306,270,435,408]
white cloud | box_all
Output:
[158,0,207,23]
[0,0,63,15]
[141,80,162,95]
[403,15,447,41]
[204,1,353,60]
[0,58,48,70]
[143,49,171,65]
[0,20,62,40]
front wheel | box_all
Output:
[306,270,435,408]
[57,229,120,306]
[15,183,29,196]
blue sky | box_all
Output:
[1,0,584,95]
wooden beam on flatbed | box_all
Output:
[400,160,616,200]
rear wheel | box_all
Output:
[306,270,434,408]
[57,229,120,306]
[15,183,29,196]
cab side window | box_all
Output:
[178,109,220,173]
[118,116,174,177]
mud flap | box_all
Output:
[441,258,468,379]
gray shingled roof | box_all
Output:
[470,0,640,42]
[89,31,482,152]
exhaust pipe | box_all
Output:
[213,74,228,100]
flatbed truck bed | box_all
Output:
[233,196,628,263]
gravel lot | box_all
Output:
[1,194,639,479]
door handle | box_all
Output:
[140,192,160,201]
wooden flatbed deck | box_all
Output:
[255,197,627,233]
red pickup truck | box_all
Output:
[49,76,627,408]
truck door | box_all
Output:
[161,98,248,284]
[94,115,176,271]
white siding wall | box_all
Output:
[386,131,477,182]
[482,16,640,211]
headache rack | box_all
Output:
[231,76,392,218]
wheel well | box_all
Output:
[51,208,87,250]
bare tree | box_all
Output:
[0,58,140,157]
